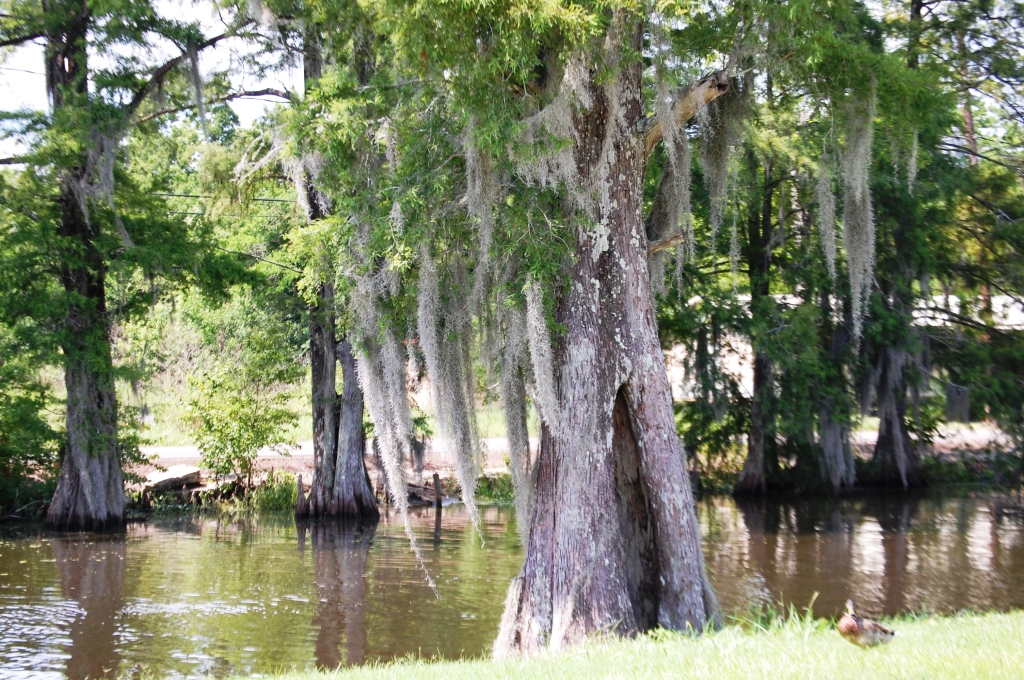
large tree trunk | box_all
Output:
[817,291,856,490]
[45,6,126,531]
[872,346,922,488]
[47,352,125,531]
[307,286,339,516]
[300,320,379,519]
[495,29,717,655]
[818,409,855,490]
[332,340,379,519]
[735,156,776,495]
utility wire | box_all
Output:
[0,66,44,75]
[152,191,294,203]
[215,246,302,274]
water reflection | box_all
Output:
[52,537,126,680]
[1,494,1023,678]
[297,520,375,669]
[703,493,1024,618]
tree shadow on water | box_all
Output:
[297,518,377,670]
[50,535,126,680]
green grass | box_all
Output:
[263,611,1024,679]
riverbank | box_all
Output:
[268,610,1024,679]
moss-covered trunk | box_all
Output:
[495,26,717,654]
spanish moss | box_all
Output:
[841,91,877,341]
[417,249,482,530]
[816,151,837,281]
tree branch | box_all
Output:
[0,32,42,48]
[124,25,251,120]
[937,142,1022,174]
[644,70,730,159]
[917,306,1009,336]
[649,231,691,256]
[216,246,302,273]
[137,88,293,123]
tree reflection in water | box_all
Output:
[51,535,126,680]
[732,495,921,617]
[863,494,920,614]
[297,519,376,669]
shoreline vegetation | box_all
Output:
[257,610,1024,680]
[5,454,1022,524]
[125,464,1024,520]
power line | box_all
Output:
[0,66,44,76]
[215,246,301,273]
[151,192,295,204]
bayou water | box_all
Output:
[1,492,1022,678]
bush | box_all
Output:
[0,332,61,518]
[184,291,303,485]
[0,476,57,521]
[246,471,298,511]
[441,472,515,504]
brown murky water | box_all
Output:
[1,493,1023,678]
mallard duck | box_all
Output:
[838,600,896,647]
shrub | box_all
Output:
[247,471,298,511]
[0,335,61,518]
[184,291,303,485]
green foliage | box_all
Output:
[475,473,516,504]
[184,290,304,483]
[442,472,515,504]
[245,471,299,511]
[878,446,1023,488]
[0,321,61,517]
[659,277,749,466]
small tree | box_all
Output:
[185,292,303,487]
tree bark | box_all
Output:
[44,2,126,531]
[299,326,379,520]
[307,285,339,516]
[332,340,379,520]
[872,346,922,488]
[735,156,776,495]
[47,354,125,531]
[495,26,717,655]
[817,291,856,490]
[818,409,855,490]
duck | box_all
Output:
[837,599,896,647]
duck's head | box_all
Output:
[845,599,857,616]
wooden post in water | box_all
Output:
[433,472,442,542]
[432,473,443,511]
[295,474,308,517]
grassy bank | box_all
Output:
[268,610,1024,680]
